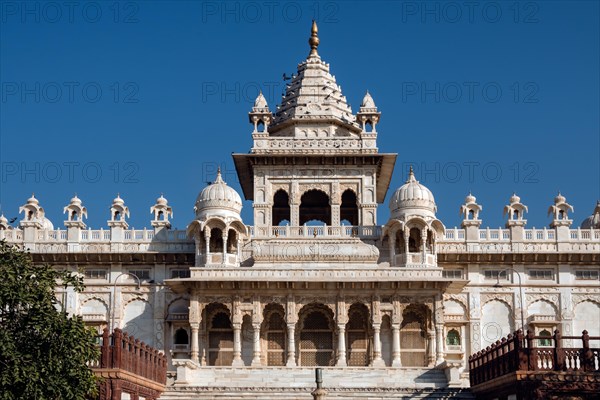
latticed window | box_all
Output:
[299,310,334,366]
[346,306,370,366]
[208,312,233,366]
[266,312,286,366]
[446,329,460,346]
[400,311,426,367]
[538,330,552,347]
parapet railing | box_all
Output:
[92,328,167,385]
[469,330,600,387]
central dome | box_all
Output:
[194,169,243,218]
[389,167,437,218]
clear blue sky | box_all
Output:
[1,1,599,231]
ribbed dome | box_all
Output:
[361,91,376,108]
[195,169,242,216]
[465,192,477,204]
[389,167,437,216]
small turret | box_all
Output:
[249,91,273,133]
[108,194,130,228]
[548,192,573,228]
[64,194,87,228]
[356,91,381,133]
[503,193,528,227]
[151,194,173,230]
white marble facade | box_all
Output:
[1,22,599,393]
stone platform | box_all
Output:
[160,366,474,399]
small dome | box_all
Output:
[195,169,243,216]
[389,167,437,216]
[510,193,521,204]
[113,194,124,205]
[361,91,376,108]
[41,217,54,230]
[27,193,39,205]
[580,200,600,229]
[554,192,566,204]
[70,194,82,205]
[0,214,8,224]
[465,192,476,204]
[254,91,268,109]
[156,194,168,206]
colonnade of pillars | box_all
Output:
[186,296,447,368]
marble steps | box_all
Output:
[160,387,475,399]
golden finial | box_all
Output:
[308,20,320,57]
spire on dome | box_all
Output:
[215,167,225,184]
[308,20,319,57]
[406,165,416,183]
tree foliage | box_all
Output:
[0,240,99,399]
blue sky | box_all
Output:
[1,0,599,231]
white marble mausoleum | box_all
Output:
[2,22,599,399]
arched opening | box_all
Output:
[381,315,393,367]
[340,189,358,226]
[226,229,238,254]
[262,304,286,366]
[241,314,253,366]
[273,190,291,226]
[346,303,370,366]
[27,210,33,220]
[446,329,460,346]
[400,306,427,367]
[426,230,433,252]
[395,230,406,254]
[408,228,422,253]
[298,304,334,366]
[257,120,265,132]
[207,305,233,366]
[558,210,564,220]
[299,190,331,226]
[174,328,189,346]
[538,329,552,347]
[209,228,223,253]
[513,210,519,220]
[114,211,120,220]
[468,209,474,220]
[71,210,77,220]
[158,210,164,220]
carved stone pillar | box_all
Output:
[331,204,341,227]
[286,295,297,367]
[336,324,347,366]
[290,204,299,226]
[392,324,401,367]
[427,330,435,366]
[190,323,199,363]
[222,232,228,263]
[286,323,296,367]
[435,323,445,365]
[404,227,409,254]
[372,323,385,367]
[232,323,243,366]
[204,229,210,263]
[252,323,262,366]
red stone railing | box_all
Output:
[96,328,167,384]
[469,330,600,386]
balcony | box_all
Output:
[249,225,381,239]
[204,253,238,267]
[394,252,437,268]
